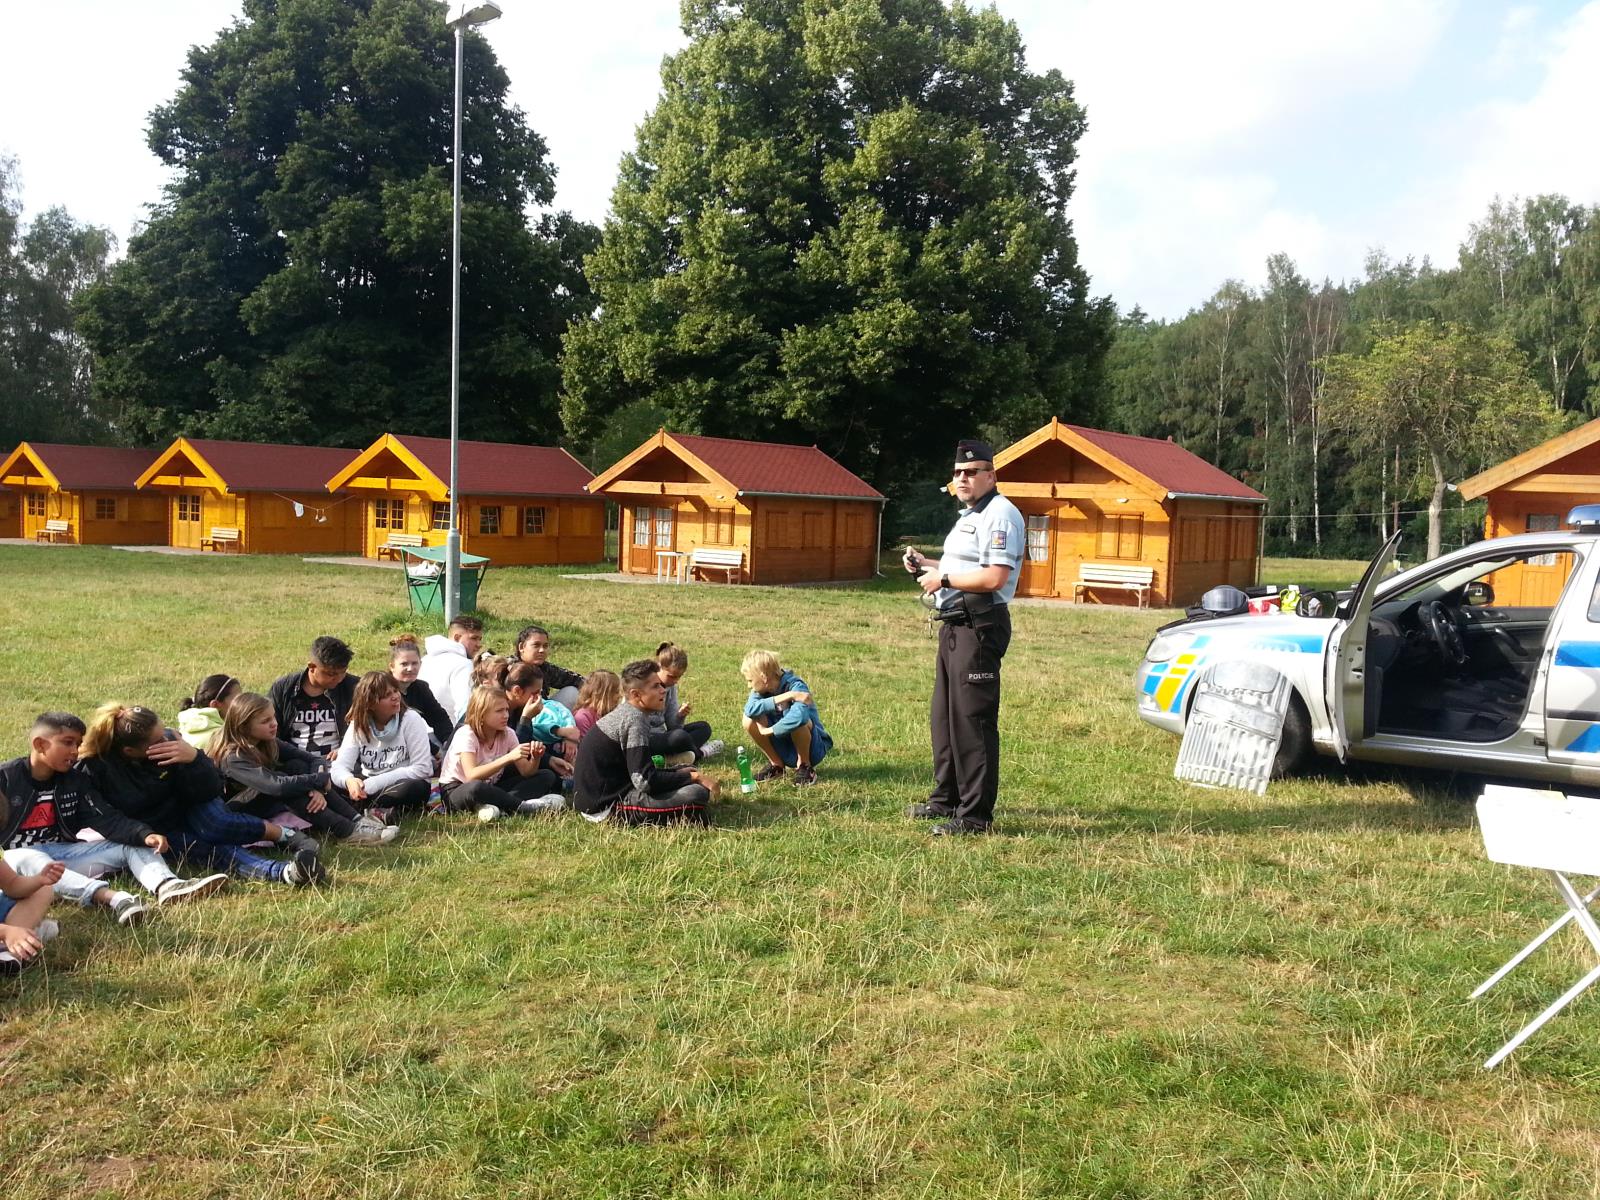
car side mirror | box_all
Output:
[1463,580,1494,606]
[1298,590,1338,619]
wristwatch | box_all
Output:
[940,574,951,591]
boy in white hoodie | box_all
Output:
[418,616,484,722]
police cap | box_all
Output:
[955,439,996,465]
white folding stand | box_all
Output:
[1474,784,1600,1069]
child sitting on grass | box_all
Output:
[439,686,564,822]
[0,853,63,975]
[506,663,579,765]
[740,650,831,787]
[572,659,718,827]
[572,670,622,742]
[79,704,320,888]
[648,642,723,766]
[0,710,227,915]
[420,616,483,721]
[388,636,453,749]
[177,674,242,753]
[270,636,357,758]
[331,671,432,818]
[514,624,586,709]
[213,693,396,849]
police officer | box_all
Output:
[902,439,1025,835]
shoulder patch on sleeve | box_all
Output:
[990,527,1008,550]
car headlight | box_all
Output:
[1143,632,1194,664]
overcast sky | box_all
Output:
[3,0,1597,319]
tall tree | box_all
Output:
[561,0,1113,489]
[1320,322,1563,559]
[78,0,595,448]
[0,157,116,446]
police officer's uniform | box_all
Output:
[926,445,1025,831]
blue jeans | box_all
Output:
[171,798,286,882]
[5,841,177,901]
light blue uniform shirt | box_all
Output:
[935,488,1026,610]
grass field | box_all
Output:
[2,546,1599,1198]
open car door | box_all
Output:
[1323,532,1403,759]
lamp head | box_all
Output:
[446,1,502,29]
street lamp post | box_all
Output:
[443,0,503,622]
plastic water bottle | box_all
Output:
[736,746,756,794]
[651,754,665,769]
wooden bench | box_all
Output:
[1073,563,1154,608]
[689,547,745,584]
[376,532,426,560]
[34,519,71,543]
[201,526,241,552]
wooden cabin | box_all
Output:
[1456,418,1600,606]
[0,442,165,545]
[992,418,1265,608]
[326,434,605,565]
[587,431,885,585]
[136,438,364,554]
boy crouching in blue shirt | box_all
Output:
[740,650,831,787]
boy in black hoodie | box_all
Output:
[269,636,358,758]
[4,712,225,919]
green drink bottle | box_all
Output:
[651,754,665,769]
[736,746,756,794]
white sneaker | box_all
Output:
[515,793,566,816]
[698,739,726,761]
[477,804,505,823]
[36,919,59,943]
[342,819,388,847]
[156,873,228,906]
[377,823,401,844]
[662,750,696,768]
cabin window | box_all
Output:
[654,507,674,548]
[523,506,546,535]
[633,506,651,547]
[1026,515,1050,562]
[93,498,118,521]
[1527,514,1560,567]
[431,502,451,531]
[176,494,201,522]
[479,506,501,535]
[1206,518,1228,560]
[801,511,827,549]
[372,499,403,530]
[844,511,866,547]
[1232,514,1256,559]
[26,493,47,517]
[1096,515,1142,560]
[704,507,734,544]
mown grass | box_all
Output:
[1,546,1599,1198]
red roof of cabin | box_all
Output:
[1066,425,1264,502]
[22,443,161,490]
[672,434,884,500]
[393,435,595,499]
[182,440,361,493]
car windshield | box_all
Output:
[1375,547,1580,616]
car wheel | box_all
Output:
[1272,692,1312,779]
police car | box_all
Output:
[1135,507,1600,784]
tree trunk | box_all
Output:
[1427,448,1446,560]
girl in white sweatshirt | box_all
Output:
[331,671,433,820]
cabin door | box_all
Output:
[171,493,204,549]
[626,505,676,574]
[1020,512,1055,596]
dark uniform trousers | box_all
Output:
[929,604,1012,824]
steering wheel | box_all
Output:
[1420,600,1468,667]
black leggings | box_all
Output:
[363,775,431,812]
[245,790,361,840]
[442,769,561,815]
[614,782,711,827]
[648,721,712,757]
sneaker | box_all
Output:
[342,819,389,847]
[111,892,149,927]
[905,802,953,820]
[791,765,817,787]
[156,873,229,905]
[377,823,401,845]
[662,750,697,769]
[282,846,326,887]
[477,804,505,823]
[930,818,992,837]
[753,762,784,783]
[515,793,567,816]
[36,919,59,944]
[367,806,396,827]
[0,950,26,977]
[697,739,726,761]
